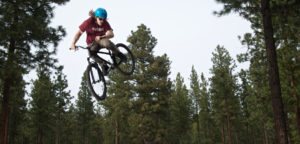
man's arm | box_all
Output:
[95,30,114,41]
[104,30,114,39]
[70,30,83,50]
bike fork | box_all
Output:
[87,58,102,83]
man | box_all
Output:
[70,8,126,75]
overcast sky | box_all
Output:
[25,0,252,98]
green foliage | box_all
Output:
[276,30,300,144]
[169,73,192,143]
[7,66,28,143]
[210,45,242,143]
[238,32,275,143]
[101,24,172,144]
[199,73,216,144]
[127,24,172,143]
[27,65,76,143]
[190,66,201,116]
[30,65,57,143]
[75,72,97,143]
[0,0,70,143]
[52,66,73,144]
[2,1,299,142]
[101,62,133,143]
[215,0,300,143]
[0,0,69,70]
[62,104,78,144]
[189,66,201,143]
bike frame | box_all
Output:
[76,45,117,69]
[72,43,134,100]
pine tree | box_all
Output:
[209,45,241,144]
[52,66,72,144]
[214,1,300,143]
[189,66,201,143]
[199,73,216,144]
[101,72,133,143]
[92,106,104,144]
[237,69,252,144]
[30,65,57,143]
[125,24,172,143]
[75,72,96,144]
[169,73,192,143]
[277,43,300,143]
[62,104,77,144]
[274,5,300,141]
[7,66,28,144]
[0,0,70,142]
[237,69,264,144]
[238,33,275,143]
[261,2,288,142]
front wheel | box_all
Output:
[86,63,107,101]
[114,43,135,75]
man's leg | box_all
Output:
[89,41,102,63]
[97,38,118,54]
[89,42,109,75]
[97,38,127,61]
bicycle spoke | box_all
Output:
[115,43,135,75]
[86,64,107,100]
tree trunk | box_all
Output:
[226,111,232,144]
[8,107,15,144]
[56,114,61,144]
[235,134,239,144]
[0,75,11,144]
[246,122,249,144]
[0,84,9,144]
[261,0,289,143]
[264,124,269,144]
[251,128,257,144]
[115,119,119,144]
[225,99,232,144]
[206,119,211,143]
[39,130,44,144]
[56,125,60,144]
[0,42,15,144]
[290,74,300,136]
[196,107,200,143]
[295,100,300,136]
[222,124,225,144]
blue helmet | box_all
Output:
[95,8,107,19]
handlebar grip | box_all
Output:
[69,47,78,51]
[100,35,107,39]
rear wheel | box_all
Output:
[114,43,135,75]
[86,63,107,100]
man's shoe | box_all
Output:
[117,52,127,62]
[100,64,109,76]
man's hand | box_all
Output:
[70,43,77,50]
[70,30,83,50]
[95,36,101,41]
[95,35,107,41]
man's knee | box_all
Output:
[90,41,100,51]
[98,39,111,48]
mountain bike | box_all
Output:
[74,43,135,101]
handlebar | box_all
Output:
[69,45,88,51]
[76,46,87,49]
[70,36,108,50]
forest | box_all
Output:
[0,0,300,144]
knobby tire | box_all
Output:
[86,63,107,101]
[115,43,135,75]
